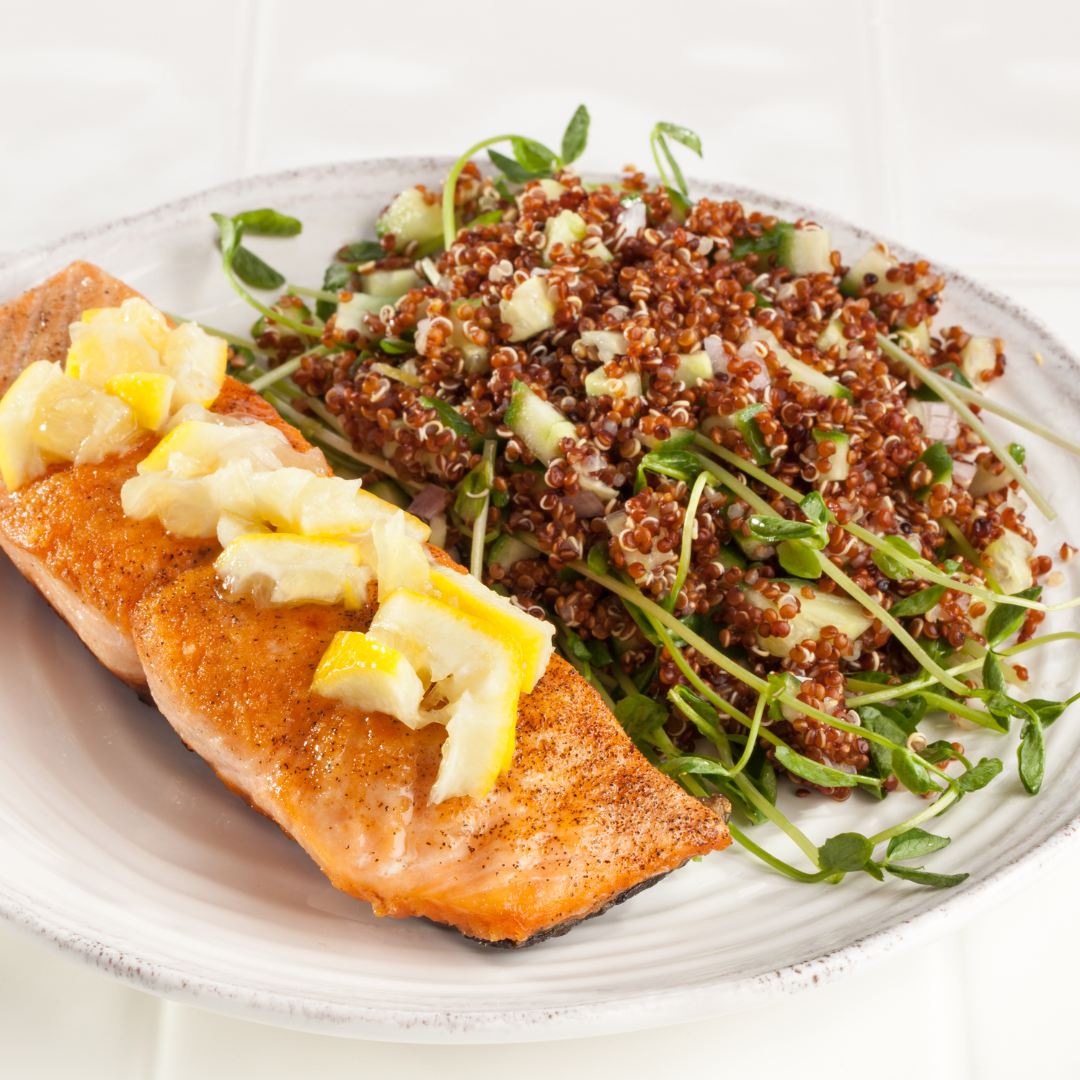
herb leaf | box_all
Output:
[747,517,821,543]
[886,828,951,861]
[984,586,1042,649]
[561,105,590,164]
[638,449,703,485]
[818,832,874,873]
[1018,717,1046,795]
[885,865,969,888]
[231,245,286,290]
[891,748,941,795]
[656,122,703,157]
[234,208,302,237]
[954,756,1003,793]
[614,693,669,740]
[774,745,862,788]
[777,539,822,579]
[890,584,946,618]
[488,147,544,183]
[512,137,559,176]
[341,239,385,263]
[212,212,242,262]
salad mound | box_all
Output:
[206,108,1080,889]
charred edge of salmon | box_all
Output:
[459,868,675,949]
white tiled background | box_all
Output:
[1,1,1078,1076]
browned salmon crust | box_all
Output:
[0,262,730,945]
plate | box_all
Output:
[1,159,1079,1044]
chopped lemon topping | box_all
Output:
[68,323,163,387]
[162,321,227,408]
[311,630,425,727]
[104,371,175,431]
[82,297,171,354]
[215,533,372,609]
[372,510,433,600]
[429,565,554,692]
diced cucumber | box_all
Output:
[375,188,443,251]
[735,402,772,467]
[969,461,1010,498]
[743,583,873,659]
[778,225,834,275]
[582,236,614,263]
[516,179,566,211]
[840,244,896,298]
[545,210,587,257]
[701,413,738,436]
[367,478,411,510]
[336,293,396,335]
[360,268,422,299]
[749,326,852,400]
[584,366,642,398]
[713,543,747,571]
[640,426,696,451]
[983,530,1034,594]
[579,330,629,362]
[504,380,577,464]
[815,318,845,352]
[673,351,713,388]
[499,276,556,342]
[893,320,931,355]
[486,534,536,570]
[959,336,997,386]
[812,428,851,482]
[443,299,490,373]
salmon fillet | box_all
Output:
[0,261,730,945]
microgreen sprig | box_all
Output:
[649,122,703,202]
[441,106,591,249]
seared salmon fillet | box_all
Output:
[0,261,730,945]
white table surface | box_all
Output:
[1,1,1078,1075]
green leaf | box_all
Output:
[872,549,913,581]
[656,122,703,157]
[730,222,794,260]
[886,828,951,861]
[659,754,731,777]
[891,748,941,794]
[890,584,946,618]
[234,208,302,237]
[1008,442,1026,466]
[1026,693,1080,728]
[231,245,286,290]
[747,516,820,543]
[341,239,385,263]
[587,543,610,577]
[464,210,503,228]
[910,440,953,499]
[588,638,613,667]
[919,740,958,765]
[378,338,413,355]
[561,627,593,665]
[614,693,668,740]
[862,860,885,881]
[885,865,969,888]
[512,137,558,175]
[858,703,916,781]
[984,586,1042,649]
[799,491,831,526]
[777,539,821,580]
[756,757,778,805]
[734,402,772,466]
[319,262,353,321]
[638,449,703,484]
[211,212,242,262]
[982,651,1007,697]
[910,362,972,401]
[561,104,590,164]
[774,745,861,788]
[418,395,482,448]
[1018,717,1045,795]
[954,756,1003,793]
[818,832,874,873]
[488,147,544,183]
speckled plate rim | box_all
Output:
[0,158,1077,1044]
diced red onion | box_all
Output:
[617,200,647,238]
[922,401,959,445]
[703,335,730,375]
[565,490,607,518]
[407,484,452,522]
[951,459,976,488]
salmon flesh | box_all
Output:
[0,262,730,945]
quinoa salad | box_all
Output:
[203,109,1080,887]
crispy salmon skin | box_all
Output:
[0,261,730,945]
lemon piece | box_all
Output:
[104,371,175,431]
[162,321,227,407]
[312,631,426,727]
[369,589,522,802]
[67,322,162,387]
[430,566,554,693]
[138,418,318,478]
[216,510,269,548]
[83,298,171,354]
[122,456,259,538]
[372,510,433,601]
[251,470,430,541]
[215,533,372,609]
[0,361,61,489]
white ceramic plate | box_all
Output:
[1,160,1079,1044]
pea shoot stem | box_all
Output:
[469,440,497,580]
[666,468,708,612]
[442,135,517,250]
